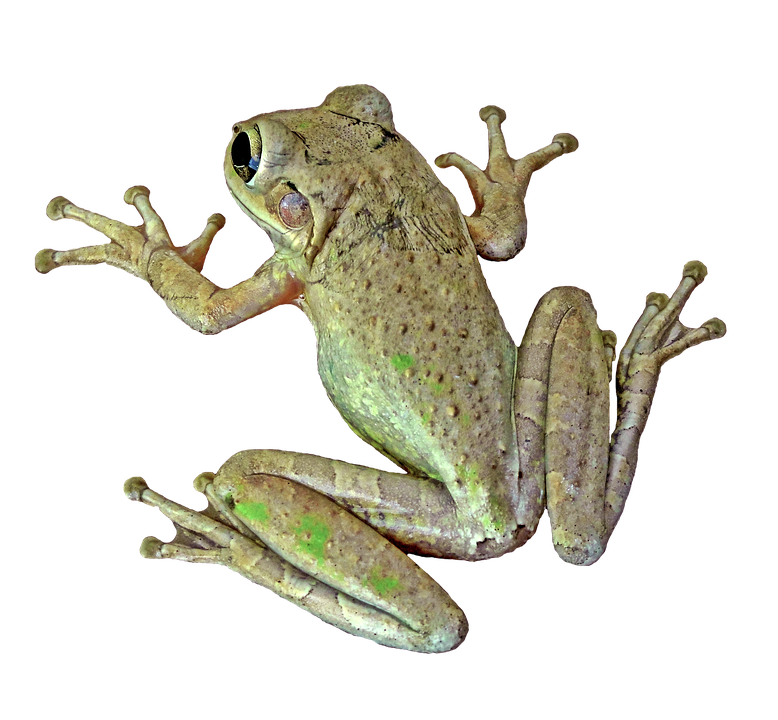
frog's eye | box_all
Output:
[232,130,261,183]
[278,192,311,228]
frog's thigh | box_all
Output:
[214,449,465,557]
[213,460,467,652]
[530,286,611,565]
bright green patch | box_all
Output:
[481,512,504,534]
[460,414,471,428]
[365,567,402,597]
[457,463,479,482]
[234,501,269,524]
[421,412,432,425]
[390,354,414,372]
[293,514,331,566]
[430,383,444,395]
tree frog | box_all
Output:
[36,85,725,652]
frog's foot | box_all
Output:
[616,261,726,387]
[124,473,467,653]
[435,106,577,261]
[124,476,239,556]
[37,189,225,277]
[605,261,726,536]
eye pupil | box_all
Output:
[278,193,311,228]
[231,131,260,182]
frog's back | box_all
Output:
[267,85,519,494]
[303,202,518,491]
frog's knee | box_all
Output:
[553,536,606,566]
[532,286,598,336]
[540,285,594,309]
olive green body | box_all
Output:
[37,85,725,651]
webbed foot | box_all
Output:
[37,189,225,278]
[605,262,726,535]
[616,261,726,388]
[436,106,577,261]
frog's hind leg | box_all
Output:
[518,264,726,566]
[516,285,613,565]
[605,262,726,537]
[124,474,467,653]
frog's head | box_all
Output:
[225,86,467,273]
[225,85,401,266]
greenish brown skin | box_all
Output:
[36,85,726,653]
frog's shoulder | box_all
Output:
[304,86,473,280]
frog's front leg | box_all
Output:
[436,106,577,260]
[516,263,725,564]
[36,188,302,334]
[123,464,468,653]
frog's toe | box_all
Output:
[703,317,727,339]
[644,291,670,312]
[35,249,58,274]
[123,186,151,204]
[682,260,708,285]
[139,536,164,559]
[46,196,72,221]
[552,133,579,154]
[124,477,149,501]
[479,105,506,124]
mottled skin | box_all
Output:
[36,85,725,652]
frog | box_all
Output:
[35,84,725,653]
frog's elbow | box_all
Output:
[198,321,225,336]
[173,303,232,335]
[176,312,226,335]
[198,305,241,335]
[467,215,527,261]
